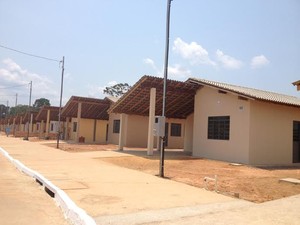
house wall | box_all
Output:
[125,115,149,147]
[249,101,300,165]
[70,118,78,141]
[184,113,194,153]
[95,120,108,143]
[193,86,251,164]
[166,118,185,149]
[108,113,121,145]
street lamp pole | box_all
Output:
[159,0,172,178]
[57,56,65,149]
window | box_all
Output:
[73,122,77,132]
[113,120,120,133]
[208,116,230,140]
[171,123,181,137]
[50,123,54,132]
[36,123,40,131]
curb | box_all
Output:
[0,147,96,225]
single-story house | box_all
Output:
[35,106,62,139]
[61,96,113,143]
[109,75,300,165]
[187,77,300,165]
[108,75,199,154]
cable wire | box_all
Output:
[0,44,60,62]
[0,83,29,89]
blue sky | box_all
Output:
[0,0,299,106]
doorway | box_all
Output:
[293,121,300,163]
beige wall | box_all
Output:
[125,115,149,147]
[107,113,185,149]
[193,87,251,164]
[95,120,108,143]
[184,113,194,153]
[249,101,300,165]
[107,113,121,145]
[166,118,185,149]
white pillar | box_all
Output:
[30,113,33,133]
[45,109,50,137]
[147,88,156,155]
[77,102,82,142]
[118,113,126,151]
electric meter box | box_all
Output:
[153,116,165,137]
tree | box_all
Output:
[0,104,9,118]
[103,83,131,97]
[9,105,29,115]
[33,98,50,108]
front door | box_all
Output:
[293,121,300,163]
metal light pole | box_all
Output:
[57,56,65,149]
[25,81,32,140]
[159,0,172,178]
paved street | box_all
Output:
[0,153,69,225]
[1,135,300,225]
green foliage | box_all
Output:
[9,105,28,115]
[103,83,131,97]
[33,98,50,108]
[0,104,9,118]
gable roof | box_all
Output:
[187,77,300,108]
[109,75,200,119]
[35,106,61,122]
[61,96,111,120]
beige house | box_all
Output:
[109,75,300,165]
[35,106,62,139]
[61,96,113,143]
[186,78,300,165]
[108,75,199,154]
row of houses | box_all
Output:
[1,75,300,166]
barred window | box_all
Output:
[113,120,120,134]
[171,123,181,137]
[208,116,230,140]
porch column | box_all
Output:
[147,88,156,156]
[77,102,82,142]
[13,118,16,136]
[40,120,44,138]
[45,109,50,138]
[30,113,33,133]
[65,117,69,140]
[118,113,126,151]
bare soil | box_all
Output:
[40,141,300,203]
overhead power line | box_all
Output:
[0,83,29,89]
[0,44,60,63]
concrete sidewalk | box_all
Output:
[1,135,300,225]
[0,152,69,225]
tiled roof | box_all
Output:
[187,77,300,107]
[109,75,200,119]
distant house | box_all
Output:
[35,106,61,139]
[61,96,113,143]
[109,75,300,165]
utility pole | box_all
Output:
[159,0,172,178]
[15,93,18,106]
[25,81,32,140]
[57,56,65,149]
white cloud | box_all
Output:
[251,55,270,69]
[216,50,243,69]
[168,64,191,79]
[0,58,57,106]
[173,37,216,66]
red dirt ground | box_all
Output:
[42,141,300,203]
